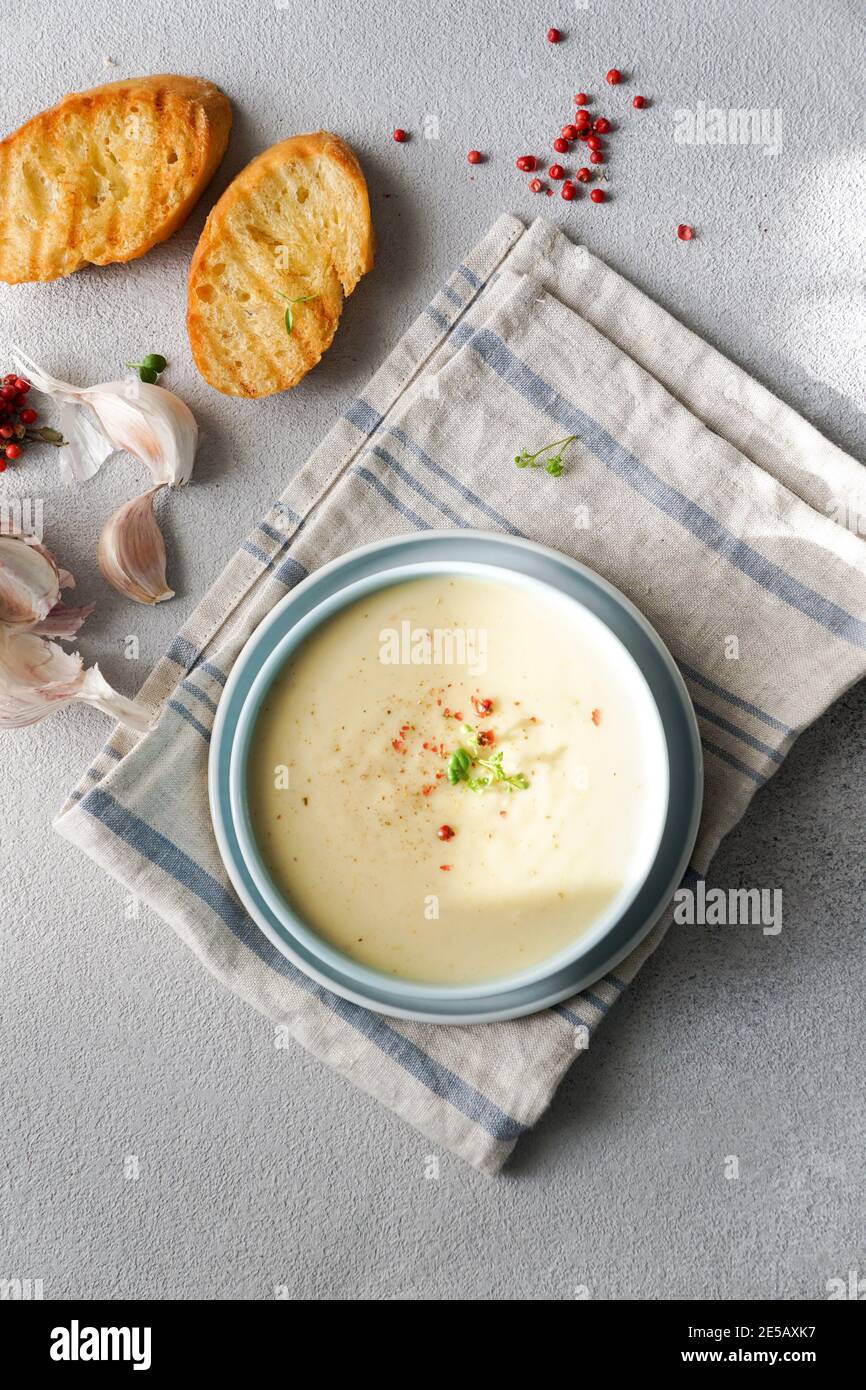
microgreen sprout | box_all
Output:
[126,354,168,384]
[514,433,577,476]
[447,723,529,794]
[276,293,317,336]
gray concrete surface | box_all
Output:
[2,0,865,1300]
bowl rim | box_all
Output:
[228,556,671,1002]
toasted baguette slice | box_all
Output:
[187,131,374,397]
[0,75,231,283]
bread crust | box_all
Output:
[187,131,374,398]
[0,75,232,283]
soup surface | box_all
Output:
[248,575,664,985]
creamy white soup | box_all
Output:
[248,575,664,986]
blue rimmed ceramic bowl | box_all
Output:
[209,532,703,1024]
[228,559,671,1003]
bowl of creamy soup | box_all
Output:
[228,562,670,1002]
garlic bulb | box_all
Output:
[13,349,197,487]
[97,486,174,605]
[0,532,94,637]
[0,628,153,731]
[0,533,152,732]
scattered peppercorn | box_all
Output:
[0,372,66,463]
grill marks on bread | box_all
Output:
[187,132,374,397]
[0,75,231,283]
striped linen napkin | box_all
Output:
[55,215,866,1174]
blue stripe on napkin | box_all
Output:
[80,787,528,1144]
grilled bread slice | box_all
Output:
[187,131,374,397]
[0,75,231,284]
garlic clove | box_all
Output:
[97,485,175,605]
[12,531,75,590]
[0,534,62,627]
[85,381,197,487]
[0,628,154,731]
[13,349,197,487]
[0,532,93,638]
